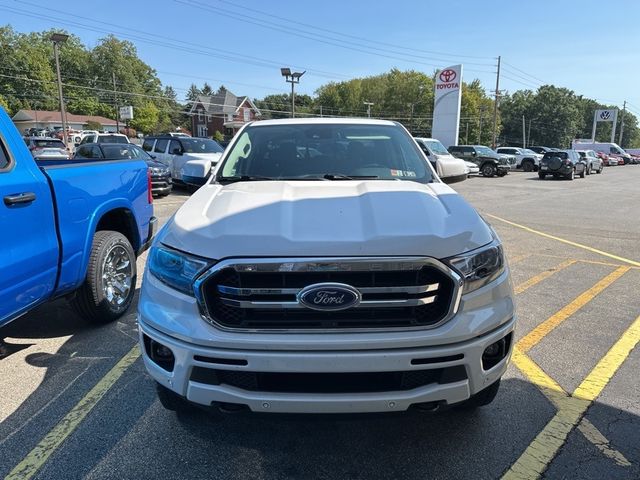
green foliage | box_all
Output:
[130,101,159,134]
[213,130,225,142]
[83,120,102,131]
[256,93,315,119]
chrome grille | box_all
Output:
[195,258,461,331]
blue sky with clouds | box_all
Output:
[2,0,639,116]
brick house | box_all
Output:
[189,87,261,138]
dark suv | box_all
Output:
[448,145,511,177]
[538,150,585,180]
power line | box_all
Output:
[176,0,496,71]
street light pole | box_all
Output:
[51,32,69,146]
[280,68,305,118]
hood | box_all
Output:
[184,152,223,164]
[160,181,493,260]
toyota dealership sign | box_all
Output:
[432,64,463,149]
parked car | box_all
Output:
[142,136,224,186]
[448,145,511,177]
[572,141,631,164]
[72,130,100,145]
[496,153,518,169]
[0,107,156,327]
[538,150,586,180]
[529,146,557,155]
[79,133,130,145]
[496,147,542,171]
[138,118,515,414]
[73,143,172,197]
[595,151,616,166]
[414,137,468,183]
[24,137,69,161]
[576,150,603,175]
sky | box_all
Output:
[2,0,640,117]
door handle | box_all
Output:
[4,192,36,206]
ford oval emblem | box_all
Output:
[297,283,361,311]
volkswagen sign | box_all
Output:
[297,283,361,311]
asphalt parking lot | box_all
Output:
[1,167,639,480]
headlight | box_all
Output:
[445,239,505,294]
[148,245,210,295]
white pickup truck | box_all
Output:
[138,119,515,415]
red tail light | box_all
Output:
[147,168,153,204]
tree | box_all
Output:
[213,130,224,142]
[201,82,213,96]
[84,120,102,131]
[186,83,201,102]
[130,101,159,134]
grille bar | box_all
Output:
[219,295,438,309]
[217,283,439,296]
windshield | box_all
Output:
[218,123,434,183]
[101,144,150,160]
[522,149,537,155]
[424,139,449,155]
[476,146,496,156]
[97,135,129,144]
[180,138,224,153]
[33,140,65,148]
[543,151,568,160]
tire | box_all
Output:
[586,164,591,175]
[522,160,534,172]
[156,383,192,412]
[481,163,497,177]
[567,169,575,181]
[579,167,585,178]
[598,165,603,174]
[538,172,546,180]
[71,230,136,324]
[457,379,501,410]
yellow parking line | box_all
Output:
[5,346,141,480]
[517,267,630,353]
[511,348,630,467]
[509,253,531,265]
[514,259,576,295]
[503,315,640,479]
[485,214,640,268]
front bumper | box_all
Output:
[138,265,516,413]
[139,317,514,413]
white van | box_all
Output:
[414,137,468,183]
[571,140,631,164]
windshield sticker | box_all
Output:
[390,169,416,177]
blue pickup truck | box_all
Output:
[0,108,156,326]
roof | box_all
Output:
[248,118,397,127]
[12,110,117,125]
[190,87,261,116]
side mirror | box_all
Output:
[471,151,477,157]
[150,154,157,160]
[442,174,467,185]
[171,148,183,155]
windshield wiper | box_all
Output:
[217,175,274,183]
[322,174,379,180]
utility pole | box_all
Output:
[113,72,120,133]
[491,55,501,149]
[527,118,533,147]
[319,105,323,118]
[478,107,484,144]
[409,103,415,133]
[522,115,526,147]
[363,101,374,118]
[280,68,305,118]
[51,33,69,146]
[465,122,469,144]
[618,101,626,145]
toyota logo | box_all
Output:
[600,111,611,120]
[439,69,457,83]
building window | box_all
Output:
[198,109,204,121]
[206,114,211,122]
[243,108,250,122]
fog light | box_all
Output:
[143,334,175,372]
[482,333,512,371]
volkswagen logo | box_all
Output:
[600,111,611,120]
[297,283,361,311]
[439,69,457,83]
